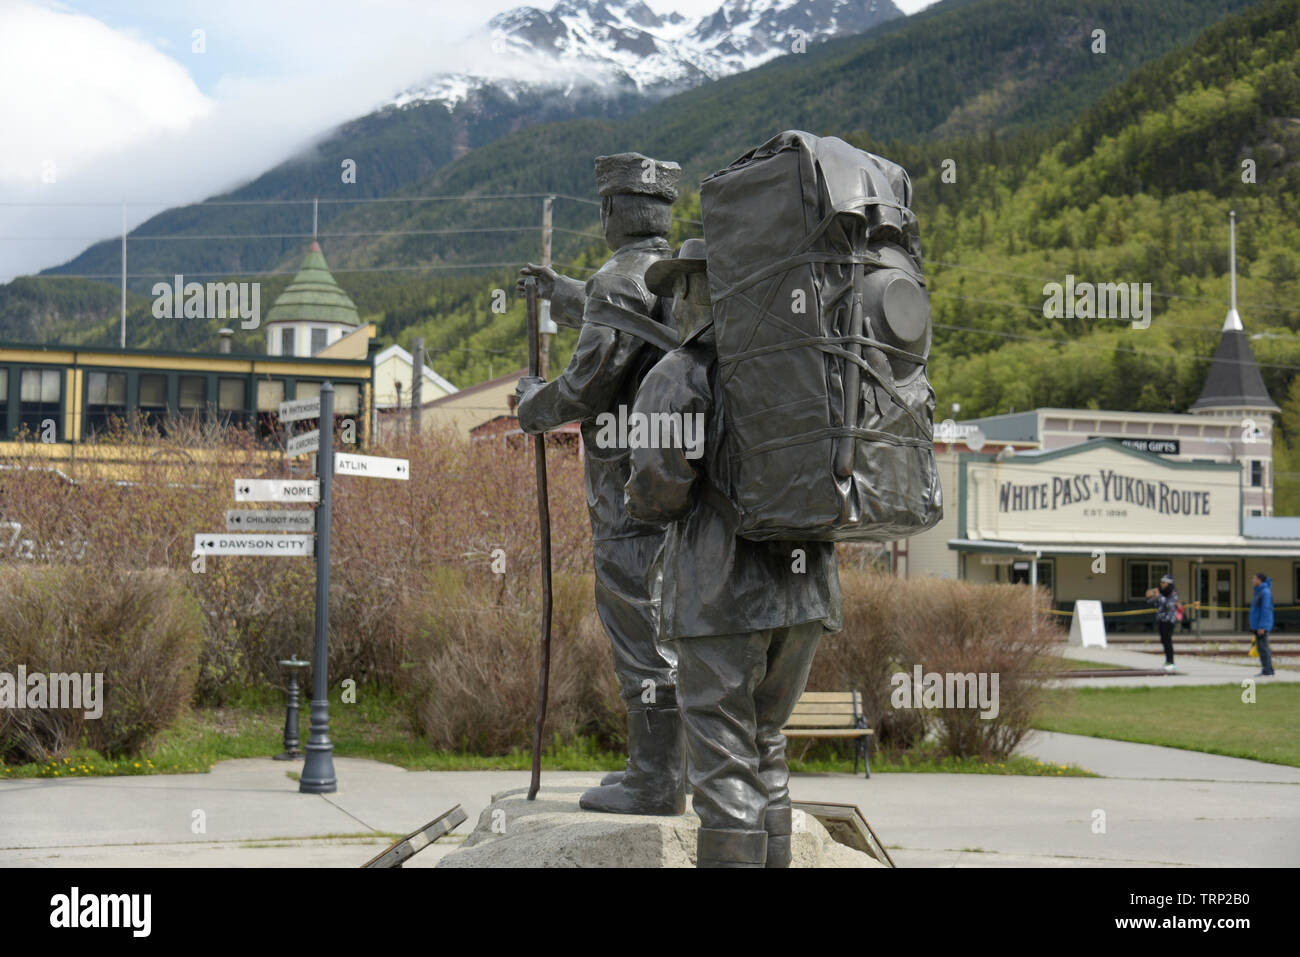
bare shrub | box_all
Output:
[398,568,619,752]
[0,566,203,762]
[809,567,1060,761]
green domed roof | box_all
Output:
[265,242,360,326]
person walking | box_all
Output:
[1249,572,1277,677]
[1145,574,1181,673]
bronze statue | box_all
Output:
[515,152,686,816]
[626,239,842,867]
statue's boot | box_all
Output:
[600,764,693,793]
[579,705,685,815]
[696,828,767,868]
[763,806,793,868]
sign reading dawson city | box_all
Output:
[963,443,1239,544]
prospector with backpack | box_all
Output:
[696,130,942,542]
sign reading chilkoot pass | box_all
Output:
[226,509,315,533]
[234,479,320,502]
[193,533,314,556]
[334,453,409,480]
[278,397,321,423]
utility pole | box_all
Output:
[412,338,424,435]
[539,195,556,379]
[120,201,126,349]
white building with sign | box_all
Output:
[897,238,1298,633]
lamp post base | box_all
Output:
[298,697,337,793]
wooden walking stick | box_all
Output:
[524,278,553,801]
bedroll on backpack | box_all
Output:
[699,130,943,542]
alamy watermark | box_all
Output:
[151,275,261,329]
[593,405,704,460]
[50,887,150,937]
[0,666,103,719]
[890,665,1000,719]
[1042,275,1151,329]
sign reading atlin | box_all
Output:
[1087,436,1180,455]
[997,469,1211,516]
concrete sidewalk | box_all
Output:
[1053,641,1299,688]
[2,731,1296,868]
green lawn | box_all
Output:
[1033,683,1300,767]
[2,683,1092,779]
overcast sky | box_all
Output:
[0,0,938,282]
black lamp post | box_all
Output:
[300,382,337,793]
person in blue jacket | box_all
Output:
[1249,573,1277,677]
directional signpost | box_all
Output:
[278,396,321,423]
[286,430,320,458]
[194,533,314,556]
[334,452,409,480]
[299,383,337,795]
[192,383,413,796]
[226,510,315,533]
[234,479,319,503]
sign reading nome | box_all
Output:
[999,468,1210,516]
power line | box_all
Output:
[0,193,581,209]
[1,226,556,241]
[926,258,1300,321]
[37,262,538,280]
[932,319,1300,373]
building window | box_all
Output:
[256,377,285,440]
[1009,559,1054,595]
[280,328,295,357]
[1128,560,1171,601]
[1251,508,1263,517]
[335,383,361,416]
[19,368,60,439]
[139,373,167,433]
[218,378,246,428]
[310,328,328,355]
[85,371,127,436]
[0,368,7,437]
[1251,460,1263,487]
[178,375,206,421]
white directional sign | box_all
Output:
[194,533,314,557]
[226,509,315,533]
[278,397,321,423]
[334,453,409,481]
[234,479,320,502]
[285,430,320,457]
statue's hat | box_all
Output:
[646,237,707,297]
[595,152,681,202]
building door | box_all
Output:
[1196,564,1235,632]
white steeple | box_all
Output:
[1223,209,1243,332]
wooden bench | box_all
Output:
[782,691,874,778]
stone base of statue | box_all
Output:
[435,780,884,868]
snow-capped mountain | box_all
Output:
[391,0,902,110]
